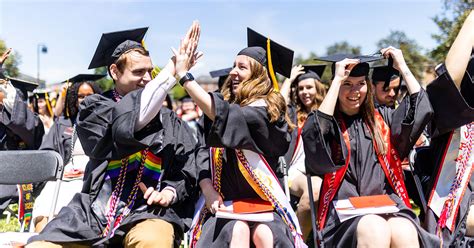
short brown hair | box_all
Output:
[109,47,150,75]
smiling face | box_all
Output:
[229,55,253,95]
[338,75,368,115]
[373,77,400,107]
[37,98,48,115]
[76,83,95,107]
[297,78,317,111]
[110,50,153,96]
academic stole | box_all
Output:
[190,147,307,248]
[317,111,411,230]
[17,183,34,231]
[428,122,474,236]
[101,149,163,238]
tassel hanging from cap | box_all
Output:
[151,66,161,79]
[141,39,147,50]
[45,92,54,117]
[266,39,279,92]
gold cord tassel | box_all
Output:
[266,38,279,92]
[45,92,53,117]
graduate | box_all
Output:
[31,89,54,134]
[302,50,439,247]
[419,10,474,247]
[370,65,401,108]
[28,23,200,247]
[186,26,306,248]
[280,64,327,241]
[32,74,103,232]
[0,49,44,217]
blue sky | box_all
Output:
[0,0,443,85]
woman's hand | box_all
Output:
[333,58,360,83]
[203,187,224,214]
[289,65,305,82]
[381,46,420,94]
[380,46,407,72]
[0,48,12,65]
[172,21,203,77]
[139,182,174,207]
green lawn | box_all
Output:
[0,204,21,232]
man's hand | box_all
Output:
[139,182,175,207]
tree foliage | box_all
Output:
[93,66,114,92]
[326,41,361,56]
[0,39,21,78]
[430,0,473,62]
[376,30,430,80]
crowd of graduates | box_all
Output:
[0,10,472,248]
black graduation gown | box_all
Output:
[0,90,44,213]
[283,105,298,167]
[39,116,75,163]
[420,64,474,247]
[29,89,198,247]
[302,90,440,247]
[195,93,295,248]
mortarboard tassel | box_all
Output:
[151,66,161,79]
[266,39,279,92]
[45,92,54,117]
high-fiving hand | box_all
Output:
[172,21,203,76]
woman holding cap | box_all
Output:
[181,26,306,247]
[302,48,438,247]
[280,64,327,241]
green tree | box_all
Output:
[431,0,473,62]
[0,39,21,78]
[93,67,114,92]
[326,41,361,55]
[376,30,430,80]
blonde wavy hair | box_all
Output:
[291,78,327,127]
[221,56,295,131]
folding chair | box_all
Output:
[0,150,64,231]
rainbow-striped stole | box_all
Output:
[106,151,162,181]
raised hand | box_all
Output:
[0,48,12,65]
[333,58,360,82]
[289,65,305,82]
[380,46,407,72]
[172,21,203,76]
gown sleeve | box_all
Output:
[0,90,44,149]
[203,92,290,157]
[76,93,116,160]
[302,110,346,176]
[426,63,474,137]
[111,89,198,205]
[383,89,433,159]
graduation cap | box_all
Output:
[32,89,54,116]
[88,27,148,69]
[371,65,400,88]
[314,53,385,78]
[295,65,326,83]
[210,67,232,90]
[64,74,107,83]
[8,78,39,100]
[210,67,232,78]
[238,28,294,91]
